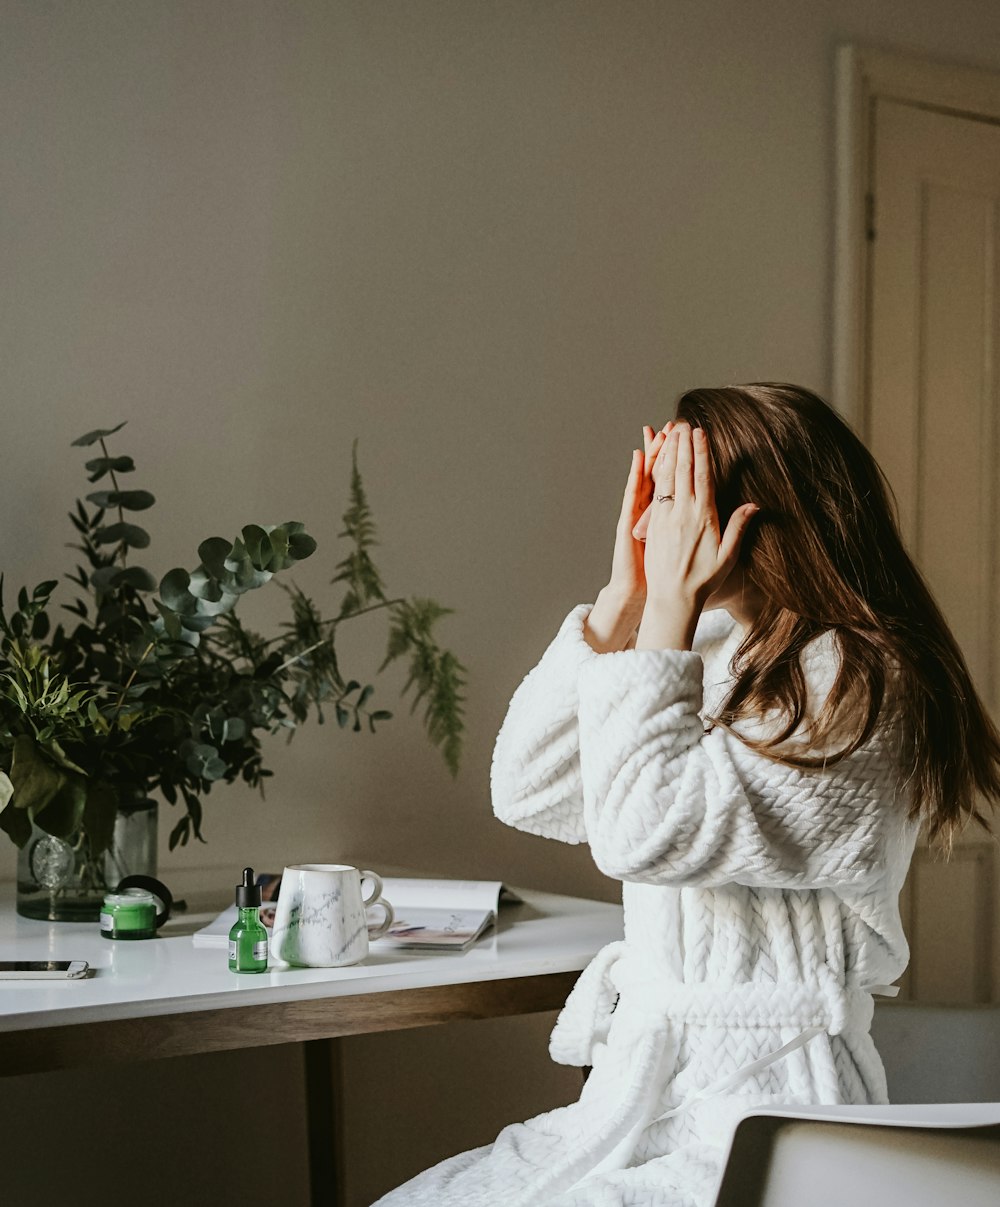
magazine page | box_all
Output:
[378,877,521,914]
[375,906,496,951]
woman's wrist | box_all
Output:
[634,595,703,651]
[583,586,646,653]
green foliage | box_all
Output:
[379,599,465,776]
[0,424,466,855]
[331,438,388,616]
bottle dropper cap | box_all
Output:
[235,867,261,908]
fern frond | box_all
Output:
[331,438,387,617]
[381,598,466,776]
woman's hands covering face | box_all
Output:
[638,421,759,606]
[607,421,673,603]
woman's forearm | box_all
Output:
[583,587,645,653]
[635,596,702,651]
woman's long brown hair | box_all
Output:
[676,382,1000,856]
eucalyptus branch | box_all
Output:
[98,436,128,571]
[99,433,131,687]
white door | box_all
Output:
[866,96,1000,1004]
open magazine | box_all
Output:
[192,873,522,953]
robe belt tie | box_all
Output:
[549,942,899,1129]
[553,943,901,1193]
[608,954,896,1036]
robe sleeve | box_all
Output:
[490,602,735,845]
[489,604,596,844]
[577,621,905,891]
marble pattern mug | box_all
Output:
[269,864,394,968]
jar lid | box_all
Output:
[103,889,156,908]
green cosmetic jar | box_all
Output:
[100,876,172,940]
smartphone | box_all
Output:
[0,960,89,980]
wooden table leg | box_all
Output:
[304,1037,340,1205]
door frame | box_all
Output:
[832,43,1000,434]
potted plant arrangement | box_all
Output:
[0,423,466,920]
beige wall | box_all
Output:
[2,3,1000,1205]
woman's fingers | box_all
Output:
[674,424,695,501]
[620,449,643,520]
[692,426,715,510]
[654,425,680,493]
[716,503,761,574]
[644,428,667,480]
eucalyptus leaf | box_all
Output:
[85,455,135,477]
[190,591,239,619]
[115,566,157,592]
[178,613,218,633]
[223,537,248,569]
[0,771,12,811]
[187,568,225,604]
[197,538,232,580]
[89,566,119,595]
[118,489,155,510]
[241,525,272,569]
[87,489,155,511]
[71,422,127,447]
[95,522,151,549]
[264,527,289,571]
[159,568,196,612]
[232,558,271,592]
[153,599,183,640]
[183,742,227,781]
[289,532,318,560]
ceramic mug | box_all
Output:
[269,864,394,968]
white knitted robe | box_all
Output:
[373,603,920,1207]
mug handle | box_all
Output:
[359,870,394,941]
[359,870,383,906]
[366,898,394,941]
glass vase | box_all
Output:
[16,798,159,922]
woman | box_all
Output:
[374,382,1000,1206]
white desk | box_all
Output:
[0,870,622,1059]
[0,867,623,1204]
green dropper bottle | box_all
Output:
[228,867,269,973]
